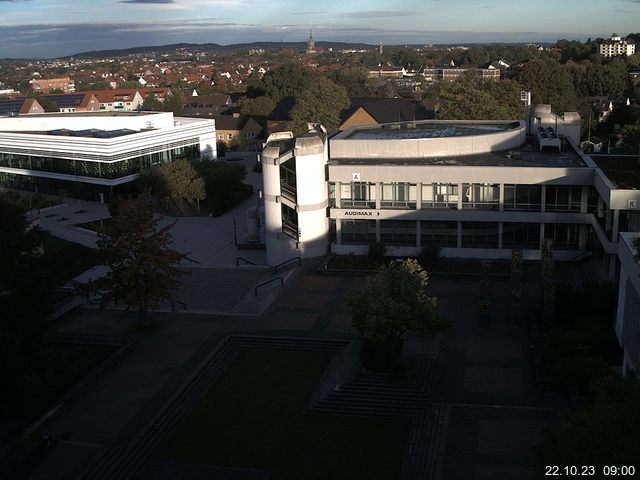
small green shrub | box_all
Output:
[368,241,386,264]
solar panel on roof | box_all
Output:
[0,99,26,115]
[41,94,85,108]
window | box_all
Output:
[328,182,336,208]
[462,183,499,210]
[380,220,416,246]
[279,157,297,202]
[421,183,458,209]
[281,204,298,240]
[381,182,416,209]
[218,134,223,139]
[227,134,233,140]
[543,223,580,250]
[504,184,541,211]
[545,186,581,212]
[341,220,376,244]
[461,222,499,248]
[340,182,376,208]
[421,221,458,247]
[502,223,540,249]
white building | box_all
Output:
[615,233,640,376]
[0,111,216,202]
[599,34,636,57]
[261,107,640,277]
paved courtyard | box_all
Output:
[26,259,563,480]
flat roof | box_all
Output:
[591,155,640,189]
[345,122,519,140]
[9,111,158,118]
[329,137,586,168]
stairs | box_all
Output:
[310,357,438,417]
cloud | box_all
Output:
[120,0,175,3]
[340,10,419,19]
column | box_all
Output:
[416,182,422,210]
[335,181,341,208]
[498,222,504,249]
[416,220,421,248]
[457,221,462,248]
[580,186,588,214]
[375,182,381,210]
[499,183,504,212]
[336,218,342,245]
[540,185,546,213]
[612,209,620,241]
[457,183,463,210]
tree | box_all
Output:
[290,77,349,134]
[160,159,205,211]
[141,93,162,111]
[432,72,522,120]
[89,192,186,327]
[331,65,372,97]
[260,63,318,101]
[514,58,580,113]
[193,161,247,215]
[0,194,51,342]
[162,91,184,116]
[534,376,640,475]
[347,258,448,370]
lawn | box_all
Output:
[157,349,409,480]
[41,233,100,286]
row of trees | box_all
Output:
[241,64,349,134]
[137,159,248,216]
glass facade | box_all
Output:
[502,222,540,249]
[0,143,199,181]
[462,183,499,210]
[340,182,376,208]
[421,183,458,209]
[420,221,458,247]
[545,186,581,212]
[461,222,500,248]
[279,157,297,202]
[281,204,298,240]
[543,223,580,250]
[341,219,376,245]
[380,220,417,246]
[504,184,542,211]
[381,183,416,209]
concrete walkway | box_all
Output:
[34,154,267,267]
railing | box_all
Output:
[254,277,283,296]
[183,256,202,264]
[274,256,302,274]
[236,256,257,266]
[281,184,297,202]
[340,199,376,208]
[171,300,187,312]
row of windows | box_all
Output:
[339,220,581,250]
[0,145,199,180]
[331,182,596,213]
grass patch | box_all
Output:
[41,233,100,286]
[0,343,117,442]
[158,349,409,480]
[75,218,112,232]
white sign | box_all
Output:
[352,172,360,181]
[629,199,638,209]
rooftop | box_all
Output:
[329,137,586,168]
[591,155,640,189]
[346,122,517,140]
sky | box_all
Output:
[0,0,638,59]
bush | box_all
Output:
[419,243,441,269]
[368,241,386,264]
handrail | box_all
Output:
[236,256,257,266]
[171,300,187,312]
[254,277,283,296]
[183,256,202,264]
[273,256,302,274]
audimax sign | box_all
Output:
[344,211,380,216]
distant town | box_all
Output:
[1,29,640,480]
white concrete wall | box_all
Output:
[331,121,526,159]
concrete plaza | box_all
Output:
[26,257,562,480]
